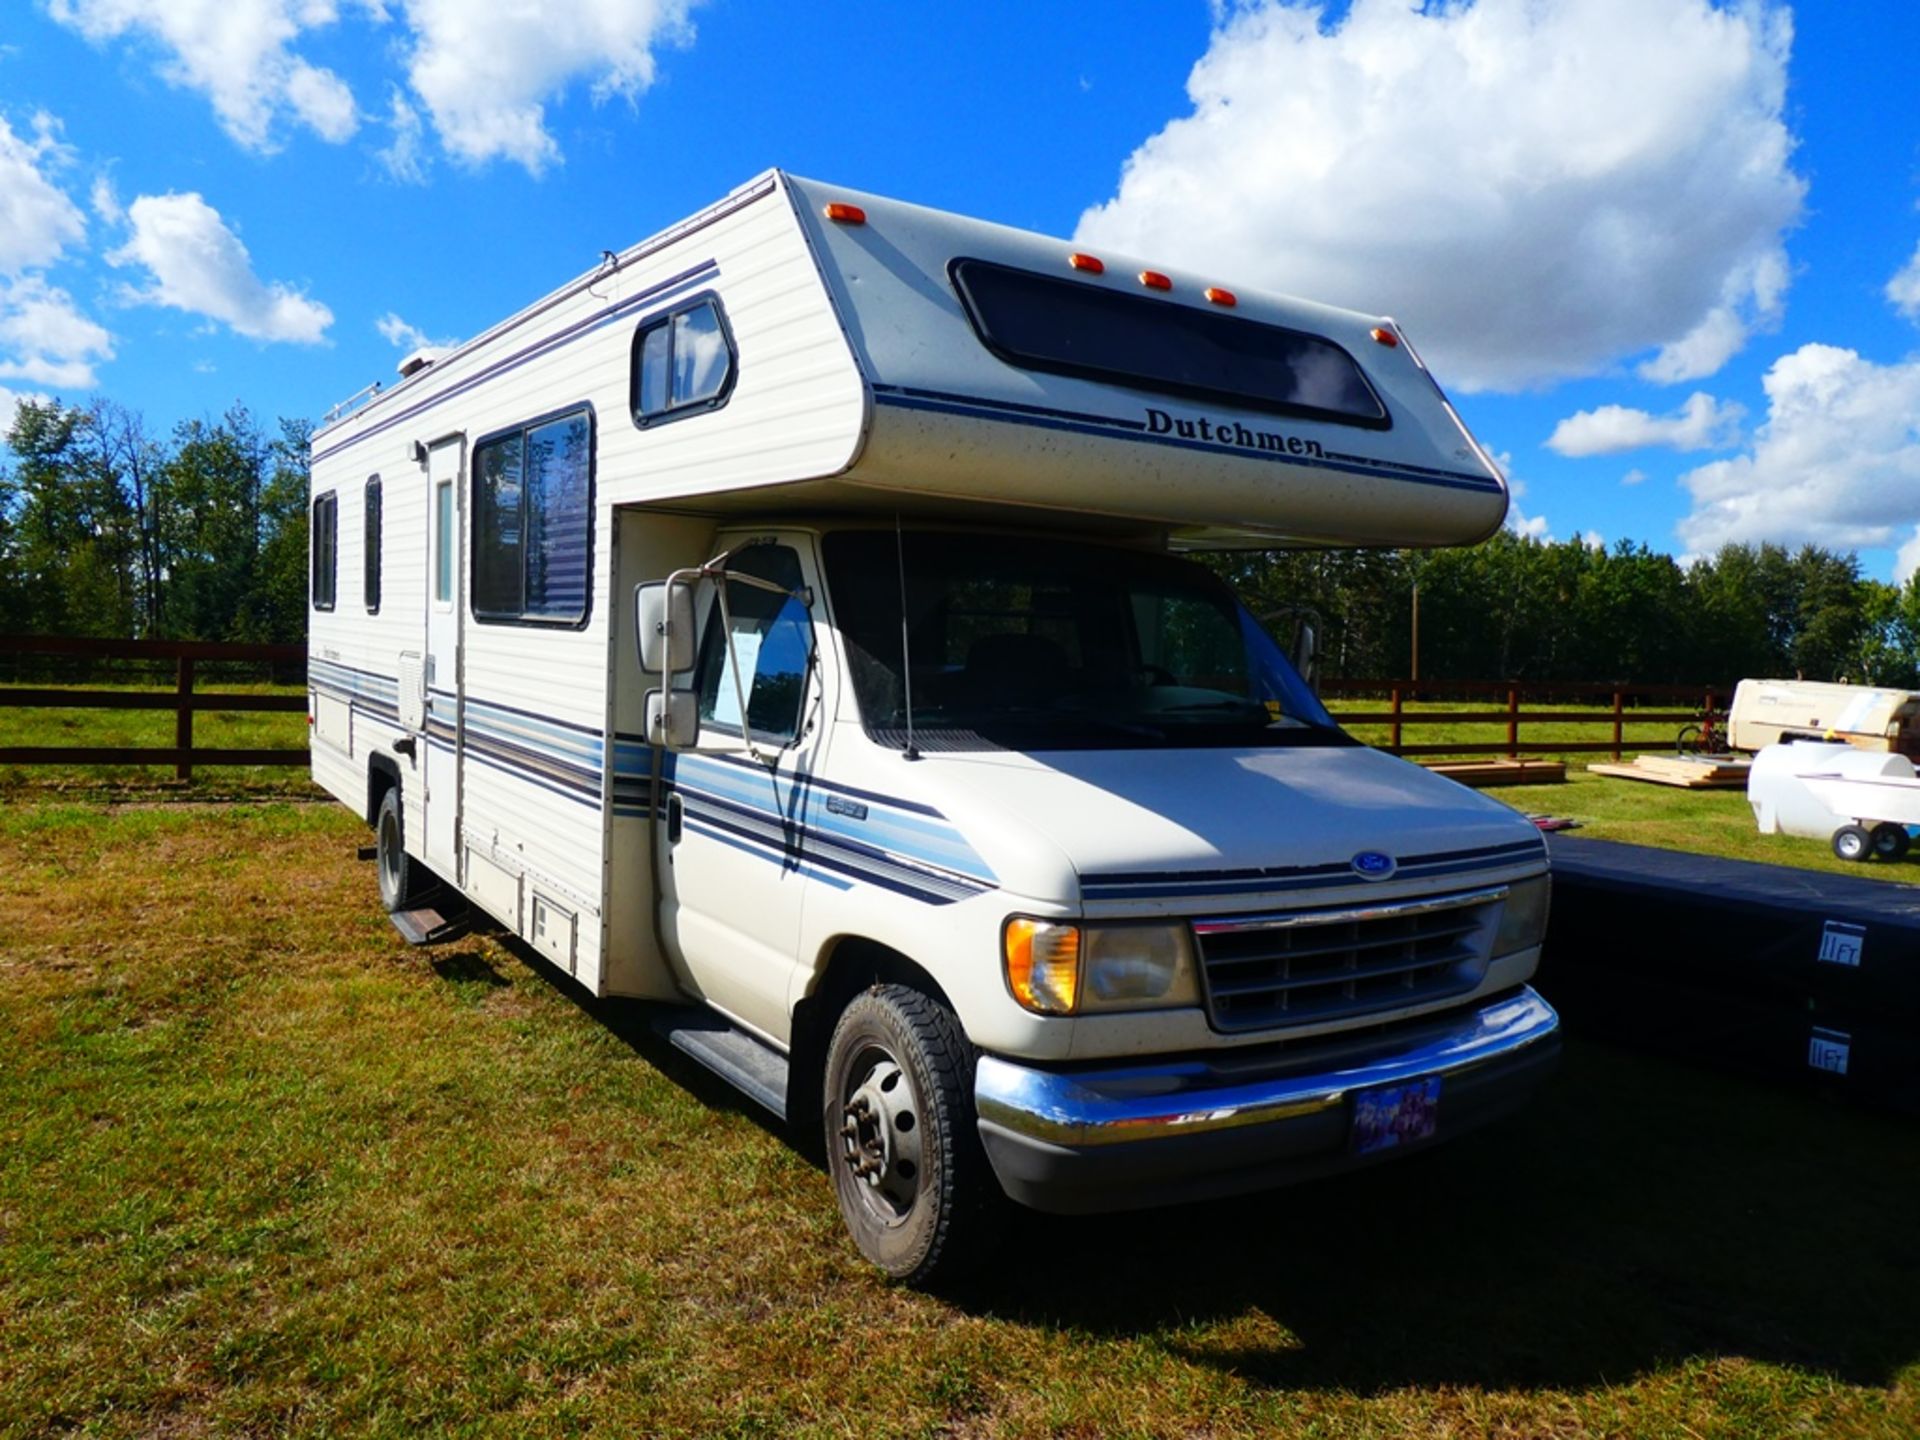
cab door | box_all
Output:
[656,539,823,1042]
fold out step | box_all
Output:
[388,904,468,946]
[650,1006,790,1120]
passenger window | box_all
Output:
[472,407,593,624]
[696,545,812,746]
[311,492,337,611]
[631,295,736,427]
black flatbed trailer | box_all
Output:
[1539,836,1920,1112]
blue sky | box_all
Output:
[3,0,1918,580]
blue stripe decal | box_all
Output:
[312,259,720,464]
[872,385,1502,496]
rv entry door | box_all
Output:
[421,437,464,882]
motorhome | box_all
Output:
[307,171,1559,1283]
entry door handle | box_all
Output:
[666,793,684,845]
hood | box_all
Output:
[905,743,1546,912]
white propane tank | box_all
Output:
[1748,742,1918,838]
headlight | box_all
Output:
[1492,875,1551,957]
[1003,919,1200,1016]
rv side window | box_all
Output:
[471,408,593,626]
[950,258,1390,431]
[364,477,382,614]
[631,295,736,427]
[695,545,811,746]
[311,492,337,611]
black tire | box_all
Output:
[1832,824,1871,863]
[1870,823,1911,861]
[822,984,1002,1284]
[375,786,433,911]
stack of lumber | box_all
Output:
[1587,753,1751,788]
[1420,757,1567,787]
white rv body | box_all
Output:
[309,171,1556,1274]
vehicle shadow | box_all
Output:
[497,937,1918,1395]
[951,1038,1920,1394]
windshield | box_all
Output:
[821,531,1351,752]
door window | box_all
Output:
[696,544,812,746]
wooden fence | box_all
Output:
[0,635,308,779]
[0,635,1728,775]
[1321,679,1728,761]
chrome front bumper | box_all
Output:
[973,987,1561,1213]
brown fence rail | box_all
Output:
[1323,679,1731,761]
[0,635,308,779]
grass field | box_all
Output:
[1,800,1916,1437]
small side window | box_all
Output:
[311,492,338,611]
[631,294,736,428]
[364,476,382,614]
[695,545,812,747]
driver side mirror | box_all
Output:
[1291,619,1320,695]
[634,580,695,676]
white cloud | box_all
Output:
[1678,343,1920,573]
[1545,391,1745,457]
[394,0,698,173]
[1621,468,1648,487]
[1076,0,1804,392]
[45,0,364,151]
[1897,528,1920,585]
[0,112,87,273]
[0,276,115,389]
[1888,241,1920,325]
[375,87,428,184]
[375,310,453,349]
[0,112,113,401]
[106,191,333,343]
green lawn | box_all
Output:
[0,801,1915,1437]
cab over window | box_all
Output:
[631,296,736,427]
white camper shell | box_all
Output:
[309,171,1558,1282]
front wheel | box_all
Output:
[1832,824,1871,863]
[823,984,1002,1284]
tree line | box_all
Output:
[4,394,1918,687]
[1211,531,1920,687]
[0,398,310,645]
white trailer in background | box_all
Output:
[308,171,1558,1282]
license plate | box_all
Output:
[1350,1075,1441,1155]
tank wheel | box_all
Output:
[1869,823,1911,861]
[1832,824,1872,863]
[823,984,1002,1285]
[375,786,434,911]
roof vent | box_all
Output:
[397,346,451,380]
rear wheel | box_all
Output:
[375,787,433,911]
[823,984,1001,1284]
[1870,823,1911,861]
[1832,824,1871,863]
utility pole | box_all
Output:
[1410,580,1421,684]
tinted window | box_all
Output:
[632,296,736,426]
[473,409,592,625]
[950,259,1388,430]
[310,492,337,611]
[364,477,382,613]
[696,544,812,746]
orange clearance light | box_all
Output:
[1139,270,1173,291]
[1370,326,1399,347]
[1068,252,1105,274]
[1204,286,1237,307]
[823,203,866,225]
